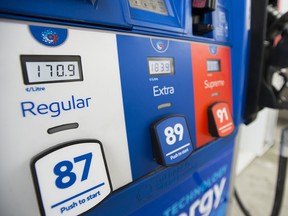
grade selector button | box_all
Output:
[151,115,194,166]
[31,140,112,216]
[208,102,235,137]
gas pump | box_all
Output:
[245,0,288,123]
[0,1,250,216]
[262,6,288,108]
[234,1,288,215]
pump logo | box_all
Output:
[41,29,59,45]
[209,45,218,55]
[29,26,68,47]
[151,38,170,53]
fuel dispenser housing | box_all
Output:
[245,0,288,124]
[0,0,252,215]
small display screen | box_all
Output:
[129,0,168,15]
[21,55,83,85]
[207,60,221,72]
[148,57,175,76]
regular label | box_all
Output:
[151,115,194,166]
[31,140,111,216]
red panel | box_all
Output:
[191,43,233,148]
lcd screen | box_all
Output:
[207,59,221,72]
[148,57,175,76]
[129,0,168,15]
[21,55,83,84]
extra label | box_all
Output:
[31,140,112,216]
[151,115,194,166]
[208,102,235,137]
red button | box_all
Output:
[208,102,235,137]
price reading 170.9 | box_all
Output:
[25,61,81,83]
[38,64,76,78]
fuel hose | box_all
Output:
[234,126,288,216]
[271,126,288,216]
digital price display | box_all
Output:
[207,60,221,72]
[129,0,168,15]
[148,57,174,76]
[21,55,83,84]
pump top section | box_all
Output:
[0,0,232,43]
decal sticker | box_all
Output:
[209,45,218,55]
[31,140,112,216]
[208,102,235,137]
[150,38,170,53]
[29,26,68,47]
[151,115,194,166]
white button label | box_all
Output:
[31,140,111,216]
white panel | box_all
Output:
[0,20,132,216]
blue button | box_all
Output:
[151,115,194,166]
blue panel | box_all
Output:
[230,0,251,125]
[85,138,234,216]
[0,0,130,29]
[130,152,231,216]
[117,34,196,180]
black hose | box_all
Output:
[234,189,252,216]
[234,126,288,216]
[271,127,288,216]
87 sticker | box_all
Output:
[31,140,111,216]
[208,102,235,137]
[151,115,194,166]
